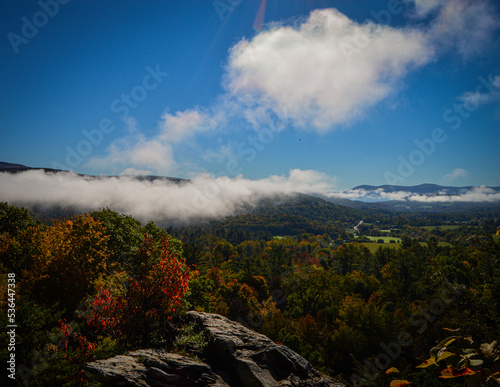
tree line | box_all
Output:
[1,202,499,386]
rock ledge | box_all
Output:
[85,311,345,387]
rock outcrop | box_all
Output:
[85,311,345,387]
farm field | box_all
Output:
[366,236,401,243]
[420,225,468,231]
[361,240,452,253]
[361,242,401,252]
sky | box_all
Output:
[1,0,500,194]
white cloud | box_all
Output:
[159,108,223,143]
[444,168,469,182]
[412,0,441,17]
[0,169,337,224]
[84,5,499,176]
[332,188,414,202]
[200,143,238,163]
[1,171,498,225]
[424,0,499,58]
[495,76,500,89]
[86,107,222,175]
[407,186,500,202]
[86,136,176,176]
[457,75,500,108]
[332,186,500,203]
[226,8,433,130]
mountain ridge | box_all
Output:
[3,162,498,194]
[0,161,187,184]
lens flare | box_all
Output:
[253,0,267,31]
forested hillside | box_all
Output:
[1,202,500,386]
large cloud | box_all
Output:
[85,3,498,176]
[225,8,433,130]
[0,169,336,224]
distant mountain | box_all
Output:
[341,183,500,213]
[0,161,64,174]
[0,161,187,184]
[2,162,499,218]
[353,183,500,195]
[0,161,31,170]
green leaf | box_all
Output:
[468,359,484,367]
[417,358,435,368]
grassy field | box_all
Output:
[362,241,451,253]
[420,225,468,231]
[366,236,401,243]
[362,242,401,252]
[434,241,453,247]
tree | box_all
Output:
[21,215,110,313]
[283,268,340,318]
[87,236,190,347]
[0,202,36,236]
[90,208,144,263]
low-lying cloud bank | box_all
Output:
[1,170,499,225]
[0,169,336,224]
[333,187,500,203]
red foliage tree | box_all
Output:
[87,236,190,345]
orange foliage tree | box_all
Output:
[20,215,110,313]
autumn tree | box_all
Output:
[21,214,110,313]
[86,236,190,347]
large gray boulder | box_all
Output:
[84,311,345,387]
[85,349,228,386]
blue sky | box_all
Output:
[1,0,499,191]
